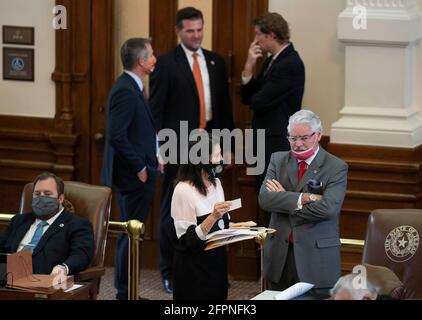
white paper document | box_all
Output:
[64,283,84,293]
[228,198,242,212]
[273,282,314,300]
[206,228,262,241]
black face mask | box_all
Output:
[203,160,225,181]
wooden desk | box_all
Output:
[0,283,90,300]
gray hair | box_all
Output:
[330,274,379,300]
[287,109,322,134]
[120,38,151,70]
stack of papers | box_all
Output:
[205,227,275,251]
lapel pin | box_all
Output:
[59,223,64,228]
[210,60,215,65]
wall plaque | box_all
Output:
[3,47,34,81]
[2,26,34,45]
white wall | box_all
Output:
[0,0,56,118]
[417,0,422,118]
[269,0,346,132]
[269,0,422,133]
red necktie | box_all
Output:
[192,53,206,129]
[289,161,308,243]
[298,161,308,182]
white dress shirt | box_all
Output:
[180,44,212,122]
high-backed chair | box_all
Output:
[19,181,112,299]
[362,209,422,299]
[363,264,405,299]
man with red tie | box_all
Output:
[259,110,348,296]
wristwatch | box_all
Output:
[309,194,317,202]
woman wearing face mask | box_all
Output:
[171,135,231,300]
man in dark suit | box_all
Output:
[101,38,162,300]
[241,13,305,226]
[259,110,348,294]
[0,172,94,276]
[149,7,234,293]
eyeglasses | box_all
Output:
[287,132,316,143]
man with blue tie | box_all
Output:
[0,172,94,276]
[101,38,163,300]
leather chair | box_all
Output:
[363,264,405,299]
[362,209,422,299]
[19,181,112,299]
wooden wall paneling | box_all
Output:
[52,0,91,182]
[139,0,179,269]
[0,0,116,267]
[328,143,422,240]
[150,0,178,57]
[90,0,114,184]
[212,0,268,281]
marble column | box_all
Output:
[331,0,422,148]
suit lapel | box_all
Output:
[11,215,34,252]
[258,57,272,82]
[295,148,326,192]
[262,43,295,80]
[175,45,199,98]
[141,93,155,126]
[32,212,68,256]
[287,154,299,188]
[204,50,216,114]
[122,73,156,128]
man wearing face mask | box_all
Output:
[171,135,231,300]
[258,110,348,297]
[0,172,94,277]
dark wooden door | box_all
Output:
[212,0,268,280]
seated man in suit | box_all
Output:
[330,273,379,300]
[0,172,94,276]
[259,109,348,295]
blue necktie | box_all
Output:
[23,221,49,250]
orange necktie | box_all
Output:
[289,161,308,243]
[192,53,206,129]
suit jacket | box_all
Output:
[241,43,305,138]
[0,210,94,275]
[258,148,348,288]
[149,45,234,134]
[101,72,158,192]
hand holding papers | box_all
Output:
[228,198,242,212]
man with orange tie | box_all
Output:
[258,110,348,297]
[149,7,234,294]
